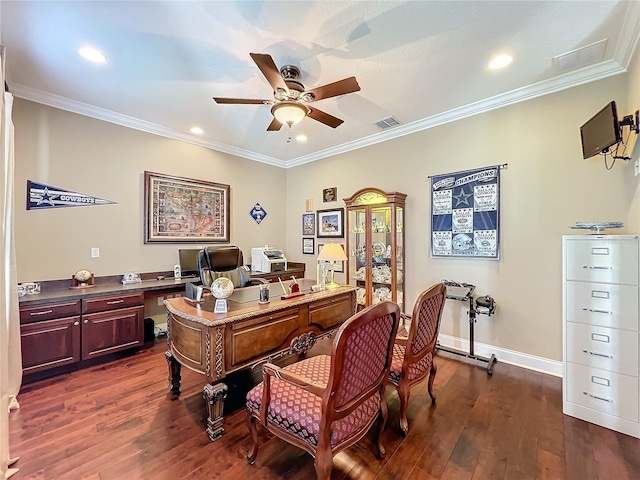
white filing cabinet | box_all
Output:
[563,235,640,438]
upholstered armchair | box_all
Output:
[388,282,447,435]
[246,301,400,480]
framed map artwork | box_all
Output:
[144,171,230,243]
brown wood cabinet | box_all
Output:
[344,188,406,312]
[19,293,144,376]
[20,300,82,375]
[81,293,145,360]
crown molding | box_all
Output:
[10,53,632,170]
[9,84,286,168]
[286,59,627,168]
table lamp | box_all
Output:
[317,243,348,289]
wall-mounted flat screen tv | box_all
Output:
[580,101,622,159]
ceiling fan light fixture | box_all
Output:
[271,101,309,126]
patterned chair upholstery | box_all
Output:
[388,282,447,435]
[246,301,400,480]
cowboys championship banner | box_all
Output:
[430,165,501,259]
[27,180,116,210]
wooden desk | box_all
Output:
[164,279,356,441]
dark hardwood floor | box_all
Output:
[9,338,640,480]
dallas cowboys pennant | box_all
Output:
[27,180,117,210]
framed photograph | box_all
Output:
[302,213,315,236]
[302,237,315,254]
[317,208,344,238]
[323,187,337,202]
[144,171,230,243]
[317,242,345,272]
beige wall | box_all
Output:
[13,100,287,282]
[286,72,636,362]
[12,49,640,364]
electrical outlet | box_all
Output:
[91,247,100,258]
[157,296,164,306]
[635,158,640,177]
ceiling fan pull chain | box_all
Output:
[286,124,292,143]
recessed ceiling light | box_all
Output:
[488,54,513,70]
[296,134,307,143]
[190,126,204,135]
[78,46,107,64]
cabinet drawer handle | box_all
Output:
[106,300,125,305]
[581,308,612,315]
[582,349,613,359]
[581,265,612,270]
[30,310,53,316]
[83,319,89,324]
[583,392,613,403]
[74,321,79,326]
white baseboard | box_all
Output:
[437,334,563,377]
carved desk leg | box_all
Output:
[203,382,228,441]
[165,350,182,396]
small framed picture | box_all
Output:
[302,237,315,254]
[323,187,337,202]
[317,242,345,272]
[302,213,315,236]
[317,208,344,238]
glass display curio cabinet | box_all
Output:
[344,188,406,312]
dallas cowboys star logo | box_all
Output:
[453,187,471,207]
[35,187,58,206]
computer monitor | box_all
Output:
[178,249,200,277]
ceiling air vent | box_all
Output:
[553,39,607,73]
[374,116,401,130]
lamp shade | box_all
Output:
[271,101,309,126]
[317,243,348,262]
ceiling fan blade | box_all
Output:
[307,107,344,128]
[250,53,289,94]
[213,97,268,105]
[267,118,283,131]
[304,77,360,102]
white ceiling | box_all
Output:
[2,1,639,168]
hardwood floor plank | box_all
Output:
[8,341,640,480]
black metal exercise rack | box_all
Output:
[437,280,498,375]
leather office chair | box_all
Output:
[388,282,447,435]
[246,301,400,480]
[197,245,255,289]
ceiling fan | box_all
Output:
[213,53,360,132]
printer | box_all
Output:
[251,246,288,273]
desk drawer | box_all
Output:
[566,322,638,376]
[20,300,81,324]
[227,306,301,370]
[309,292,354,330]
[82,293,144,314]
[566,363,638,422]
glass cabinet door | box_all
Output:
[347,207,368,308]
[345,188,406,312]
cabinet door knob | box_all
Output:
[83,319,89,324]
[74,321,79,326]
